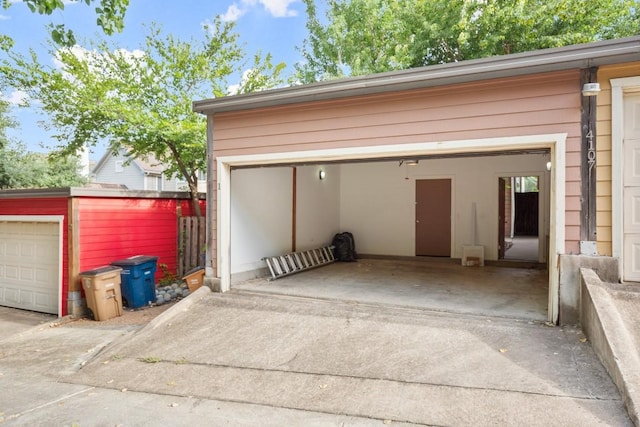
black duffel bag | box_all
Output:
[332,232,357,262]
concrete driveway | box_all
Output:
[0,306,55,341]
[0,287,631,426]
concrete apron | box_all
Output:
[0,306,56,341]
[67,286,630,426]
[234,258,549,322]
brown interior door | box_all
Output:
[415,179,451,256]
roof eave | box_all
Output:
[193,36,640,115]
[0,187,206,199]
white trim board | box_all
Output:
[214,133,567,323]
[0,215,65,317]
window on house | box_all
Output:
[197,170,206,181]
[115,160,124,173]
[146,175,162,191]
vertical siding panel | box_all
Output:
[596,62,640,255]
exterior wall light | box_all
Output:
[546,161,552,171]
[582,82,601,96]
[319,170,326,180]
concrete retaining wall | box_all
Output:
[580,268,639,425]
[559,255,618,325]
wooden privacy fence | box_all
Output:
[178,216,206,277]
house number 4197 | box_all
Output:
[586,129,596,171]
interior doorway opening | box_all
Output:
[499,176,540,262]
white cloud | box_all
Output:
[219,0,298,22]
[259,0,299,18]
[115,48,146,60]
[3,89,29,106]
[0,14,10,20]
[226,83,240,96]
[227,68,255,95]
[220,3,247,22]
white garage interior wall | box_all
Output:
[296,164,341,251]
[231,167,293,274]
[231,164,341,275]
[229,154,549,275]
[340,154,550,260]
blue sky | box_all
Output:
[1,0,310,161]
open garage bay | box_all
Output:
[234,258,548,322]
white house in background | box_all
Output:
[91,148,206,192]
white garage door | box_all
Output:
[0,219,61,314]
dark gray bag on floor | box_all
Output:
[332,232,357,262]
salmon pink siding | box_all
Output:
[0,198,70,315]
[214,70,582,253]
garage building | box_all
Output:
[194,37,640,325]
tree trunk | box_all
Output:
[189,180,202,218]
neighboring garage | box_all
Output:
[0,188,204,317]
[0,217,63,314]
[194,37,640,325]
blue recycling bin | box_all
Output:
[111,255,158,308]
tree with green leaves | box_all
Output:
[297,0,640,83]
[0,98,12,151]
[2,0,129,46]
[0,84,86,189]
[1,18,284,216]
[0,142,87,189]
[0,98,15,185]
